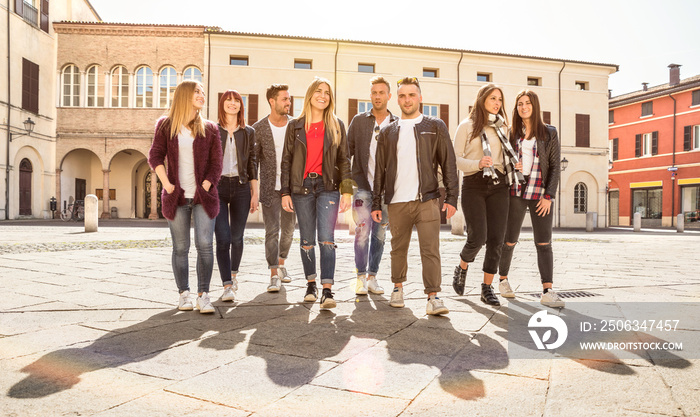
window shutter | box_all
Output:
[651,131,658,155]
[543,111,551,125]
[289,97,294,117]
[635,134,642,157]
[440,104,449,131]
[14,0,22,14]
[684,126,692,151]
[612,138,618,161]
[575,114,589,147]
[248,94,258,124]
[419,103,423,114]
[348,98,358,123]
[40,0,49,33]
[22,59,39,114]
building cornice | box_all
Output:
[53,22,205,38]
[610,78,700,108]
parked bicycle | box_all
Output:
[60,199,84,222]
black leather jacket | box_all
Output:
[372,115,459,211]
[218,124,257,183]
[535,125,560,199]
[348,110,398,191]
[280,117,353,196]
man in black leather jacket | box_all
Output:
[371,77,459,316]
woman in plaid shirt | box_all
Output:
[497,90,565,308]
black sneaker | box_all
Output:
[320,288,336,309]
[452,265,467,295]
[304,281,318,302]
[480,283,500,306]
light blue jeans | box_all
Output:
[352,189,388,277]
[168,200,216,294]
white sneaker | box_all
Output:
[221,286,235,302]
[541,290,565,308]
[230,276,238,292]
[499,279,515,298]
[279,266,292,283]
[355,275,368,295]
[178,290,193,311]
[389,287,404,308]
[267,275,282,292]
[196,292,215,313]
[426,296,449,315]
[367,277,384,294]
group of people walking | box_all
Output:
[148,75,565,316]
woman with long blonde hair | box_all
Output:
[280,77,353,309]
[148,80,222,313]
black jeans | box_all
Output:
[459,172,509,275]
[214,176,251,286]
[498,195,554,284]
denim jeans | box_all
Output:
[214,176,251,286]
[459,172,509,275]
[498,195,554,284]
[262,191,296,269]
[352,189,388,276]
[167,200,215,294]
[291,176,340,285]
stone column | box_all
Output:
[101,169,111,219]
[148,169,159,220]
[55,168,62,219]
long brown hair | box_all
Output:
[468,83,508,141]
[218,90,246,128]
[164,80,206,139]
[511,90,548,144]
[298,77,342,146]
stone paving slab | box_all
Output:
[0,222,699,416]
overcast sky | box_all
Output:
[88,0,700,97]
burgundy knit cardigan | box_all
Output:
[148,116,223,220]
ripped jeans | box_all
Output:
[352,189,388,277]
[291,176,340,285]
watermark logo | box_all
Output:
[528,310,568,350]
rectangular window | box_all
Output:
[527,77,541,86]
[575,81,589,91]
[292,96,303,118]
[230,56,249,66]
[423,104,439,118]
[611,138,618,161]
[681,185,700,223]
[609,110,614,124]
[694,125,700,150]
[22,58,39,114]
[294,59,312,70]
[641,101,653,117]
[575,114,590,147]
[477,72,491,82]
[692,90,700,106]
[423,68,438,78]
[632,188,662,220]
[358,63,375,73]
[358,100,373,114]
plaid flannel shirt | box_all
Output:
[511,137,545,200]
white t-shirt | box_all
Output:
[269,120,289,191]
[367,116,391,191]
[221,129,239,177]
[392,114,423,204]
[521,137,536,176]
[178,127,197,199]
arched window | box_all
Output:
[86,65,104,107]
[183,66,202,82]
[159,66,177,108]
[574,182,588,213]
[111,65,129,108]
[135,66,154,108]
[61,65,80,106]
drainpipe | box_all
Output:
[557,61,566,227]
[5,4,12,220]
[334,41,339,102]
[206,30,211,119]
[669,93,677,226]
[457,52,463,120]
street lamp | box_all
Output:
[557,157,569,227]
[5,117,35,220]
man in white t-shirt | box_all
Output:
[371,77,459,316]
[252,84,295,293]
[347,76,398,296]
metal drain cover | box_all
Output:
[527,290,601,299]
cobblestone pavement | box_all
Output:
[0,221,698,416]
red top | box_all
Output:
[304,121,324,178]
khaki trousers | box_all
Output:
[387,199,442,294]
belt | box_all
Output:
[307,172,321,178]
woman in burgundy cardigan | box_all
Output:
[148,80,223,314]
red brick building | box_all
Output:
[608,64,700,227]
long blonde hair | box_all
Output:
[164,80,206,139]
[468,83,508,141]
[298,77,341,146]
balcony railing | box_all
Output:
[22,2,38,27]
